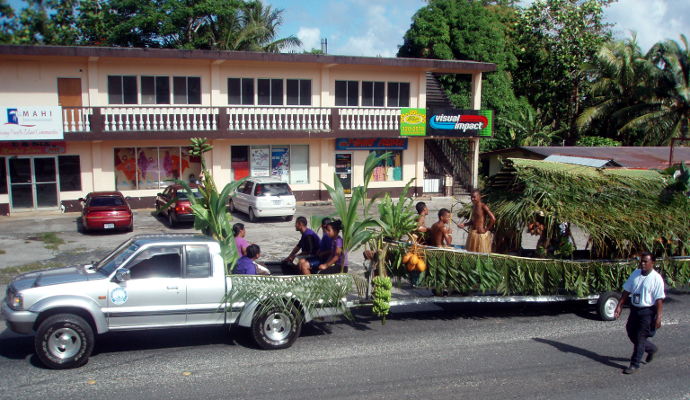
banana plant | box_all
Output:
[320,151,391,272]
[175,138,245,272]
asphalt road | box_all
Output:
[0,296,688,400]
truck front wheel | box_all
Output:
[251,305,302,350]
[35,313,95,369]
[597,291,621,321]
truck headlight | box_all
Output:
[8,293,23,310]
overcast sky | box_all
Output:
[265,0,690,56]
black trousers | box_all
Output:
[625,306,657,367]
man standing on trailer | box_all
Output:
[458,189,495,253]
[614,252,665,374]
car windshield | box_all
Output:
[176,188,202,200]
[95,240,140,276]
[90,196,125,207]
[255,183,292,196]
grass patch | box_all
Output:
[0,261,63,285]
[34,232,65,251]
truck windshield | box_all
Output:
[96,241,140,276]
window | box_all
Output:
[249,145,309,184]
[387,82,410,107]
[58,155,81,191]
[370,150,403,181]
[186,245,211,278]
[362,81,385,107]
[290,145,309,184]
[108,75,137,104]
[0,157,7,194]
[127,246,182,279]
[141,76,170,104]
[287,79,312,105]
[335,80,358,106]
[228,78,255,105]
[257,78,283,105]
[173,76,201,104]
[114,147,201,190]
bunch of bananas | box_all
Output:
[372,276,392,323]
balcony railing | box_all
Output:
[62,106,404,135]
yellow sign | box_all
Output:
[400,108,426,136]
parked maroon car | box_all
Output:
[79,191,133,232]
[155,184,201,227]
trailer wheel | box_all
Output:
[35,313,95,369]
[597,291,621,321]
[251,304,302,350]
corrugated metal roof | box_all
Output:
[482,146,690,169]
[543,154,618,168]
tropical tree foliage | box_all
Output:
[493,106,564,149]
[1,0,301,52]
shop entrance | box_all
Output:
[231,146,250,181]
[8,156,59,210]
[335,153,352,194]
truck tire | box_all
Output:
[597,291,621,321]
[35,313,95,369]
[251,304,302,350]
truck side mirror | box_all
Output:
[114,268,131,282]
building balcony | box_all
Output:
[62,106,403,140]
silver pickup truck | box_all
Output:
[2,234,346,369]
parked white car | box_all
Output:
[229,177,296,222]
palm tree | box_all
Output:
[212,1,301,52]
[496,106,564,148]
[643,34,690,141]
[576,36,656,144]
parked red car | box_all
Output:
[155,184,201,227]
[79,191,133,232]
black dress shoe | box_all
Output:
[645,351,656,363]
[623,365,640,374]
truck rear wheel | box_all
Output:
[251,304,302,350]
[597,291,621,321]
[35,313,95,369]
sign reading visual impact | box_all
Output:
[400,108,427,136]
[427,109,493,138]
[0,106,64,141]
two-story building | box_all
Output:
[0,45,495,214]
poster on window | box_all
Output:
[251,146,270,177]
[138,147,160,189]
[114,148,136,190]
[271,146,290,182]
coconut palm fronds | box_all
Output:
[484,158,690,258]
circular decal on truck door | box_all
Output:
[110,287,128,305]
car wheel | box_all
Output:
[228,199,235,213]
[597,291,621,321]
[284,215,293,222]
[35,313,95,369]
[250,304,302,350]
[248,207,257,223]
[80,220,89,234]
[168,211,176,227]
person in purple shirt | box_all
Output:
[317,217,333,262]
[233,223,250,256]
[284,216,320,273]
[235,244,261,275]
[311,219,347,274]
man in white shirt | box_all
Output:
[614,252,665,374]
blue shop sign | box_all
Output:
[335,138,408,151]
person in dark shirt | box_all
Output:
[284,216,321,273]
[317,217,333,262]
[235,244,261,275]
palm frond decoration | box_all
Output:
[479,158,690,258]
[224,274,357,321]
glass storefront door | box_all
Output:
[335,153,352,195]
[8,157,58,210]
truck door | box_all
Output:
[106,245,187,329]
[184,244,227,325]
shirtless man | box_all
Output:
[414,202,429,244]
[458,189,496,253]
[430,208,453,247]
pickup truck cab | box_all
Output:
[2,234,335,369]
